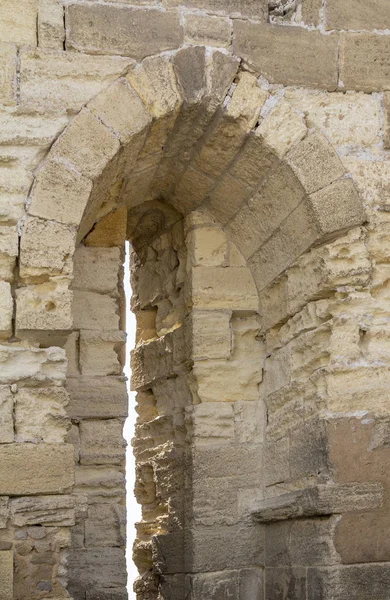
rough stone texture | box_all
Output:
[0,5,388,600]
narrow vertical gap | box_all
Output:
[123,240,141,599]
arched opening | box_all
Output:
[12,45,366,600]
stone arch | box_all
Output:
[14,46,366,599]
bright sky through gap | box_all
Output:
[123,241,141,599]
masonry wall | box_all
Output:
[1,0,390,599]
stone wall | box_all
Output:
[1,0,390,598]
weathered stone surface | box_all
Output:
[14,387,70,443]
[66,4,182,59]
[20,50,134,113]
[0,444,74,495]
[79,330,125,376]
[72,291,119,331]
[10,494,87,527]
[341,33,390,92]
[0,282,12,339]
[184,14,231,47]
[67,376,128,419]
[0,344,66,385]
[0,550,13,600]
[234,22,339,90]
[67,548,127,591]
[38,0,64,49]
[75,466,125,503]
[257,100,306,158]
[0,44,16,106]
[191,267,258,311]
[85,503,125,547]
[307,564,390,599]
[84,206,127,248]
[326,0,390,31]
[0,387,13,444]
[190,310,232,361]
[0,0,37,44]
[16,280,73,333]
[181,0,267,18]
[80,420,126,465]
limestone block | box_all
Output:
[184,14,231,47]
[29,159,92,226]
[0,194,24,228]
[14,387,70,444]
[301,0,322,25]
[20,50,134,113]
[171,167,215,214]
[75,466,125,503]
[208,173,251,225]
[38,0,64,49]
[234,400,265,444]
[127,56,181,120]
[287,132,345,194]
[326,0,390,30]
[0,444,74,495]
[72,291,119,331]
[67,376,128,419]
[0,282,12,339]
[85,503,125,547]
[308,179,365,240]
[10,494,88,527]
[0,550,12,600]
[341,33,390,92]
[191,402,235,445]
[227,163,305,260]
[187,227,228,267]
[73,247,122,296]
[84,206,127,248]
[0,44,16,106]
[0,344,66,385]
[88,78,151,144]
[286,89,381,149]
[234,22,339,90]
[67,548,126,591]
[325,366,390,415]
[190,310,232,360]
[66,4,182,59]
[191,267,258,311]
[80,420,126,465]
[51,108,119,180]
[0,387,13,443]
[20,217,76,280]
[249,200,319,290]
[86,589,128,600]
[172,46,206,105]
[0,226,18,258]
[307,564,390,599]
[0,497,9,529]
[0,111,67,147]
[16,280,73,333]
[0,0,37,44]
[179,0,267,17]
[79,330,125,376]
[257,101,307,158]
[384,93,390,150]
[230,133,279,191]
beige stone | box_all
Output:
[0,111,67,147]
[229,133,279,191]
[184,14,231,47]
[341,33,390,92]
[80,420,126,465]
[287,132,345,194]
[0,387,13,444]
[29,159,92,226]
[66,3,182,59]
[16,280,73,333]
[285,89,381,149]
[20,50,134,113]
[20,217,76,281]
[0,0,37,44]
[171,167,215,214]
[73,247,122,296]
[326,0,390,31]
[75,466,125,503]
[10,494,87,527]
[384,93,390,150]
[0,344,66,385]
[0,44,16,106]
[85,503,125,547]
[0,444,74,495]
[15,387,70,444]
[84,206,127,248]
[190,310,232,361]
[191,266,258,311]
[181,0,267,18]
[301,0,322,25]
[51,108,120,180]
[0,550,13,600]
[88,78,151,143]
[187,227,228,267]
[72,290,119,331]
[67,376,128,419]
[208,173,251,225]
[0,226,18,258]
[79,330,126,376]
[38,0,65,49]
[234,22,339,90]
[257,100,307,158]
[0,282,12,339]
[191,402,235,444]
